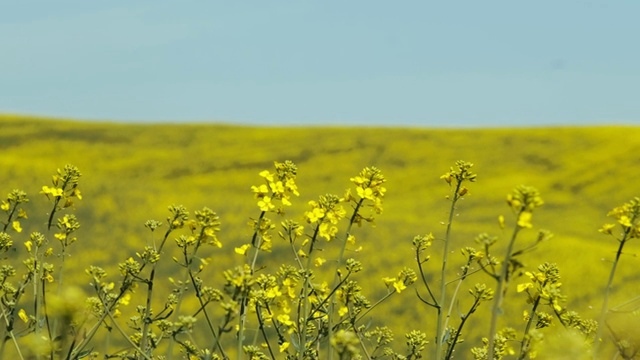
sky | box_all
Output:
[2,1,640,127]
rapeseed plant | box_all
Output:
[0,160,634,359]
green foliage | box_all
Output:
[0,115,639,359]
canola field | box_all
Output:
[1,115,639,358]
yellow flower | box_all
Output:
[314,257,326,267]
[498,215,505,229]
[12,221,22,233]
[599,223,616,235]
[251,184,269,195]
[257,196,275,211]
[517,211,533,228]
[265,286,282,299]
[24,240,32,252]
[279,342,290,353]
[318,223,338,241]
[517,283,533,293]
[305,206,325,223]
[42,186,63,197]
[18,309,28,323]
[235,244,251,255]
[119,293,132,306]
[338,306,349,317]
[393,280,407,293]
[0,201,9,211]
[356,187,374,200]
[382,277,396,287]
[259,170,274,182]
[619,215,632,227]
[277,314,294,327]
[269,181,285,194]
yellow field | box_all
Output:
[1,114,639,358]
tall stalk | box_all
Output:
[435,180,462,358]
[434,161,475,359]
[593,199,639,359]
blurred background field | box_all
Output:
[1,115,639,356]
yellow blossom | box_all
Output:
[257,196,275,211]
[619,215,632,227]
[0,201,9,211]
[599,223,616,235]
[277,314,294,327]
[393,280,407,293]
[235,244,251,255]
[119,293,131,306]
[498,215,505,229]
[356,187,374,200]
[259,170,274,182]
[269,181,285,194]
[314,257,326,267]
[279,342,290,353]
[251,184,269,195]
[517,211,533,228]
[517,283,533,293]
[12,221,22,233]
[265,286,282,299]
[42,186,63,197]
[18,309,28,323]
[338,306,349,317]
[24,240,32,252]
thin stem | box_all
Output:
[299,224,320,359]
[442,259,472,339]
[0,303,25,360]
[327,198,364,360]
[487,212,523,360]
[517,292,542,360]
[255,304,276,360]
[238,211,266,360]
[444,297,481,360]
[593,228,632,358]
[435,181,462,359]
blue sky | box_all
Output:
[2,1,639,127]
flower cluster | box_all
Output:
[251,160,299,213]
[41,164,82,209]
[304,194,346,241]
[1,189,29,234]
[382,267,418,293]
[517,262,564,312]
[506,185,544,228]
[441,160,477,197]
[346,166,386,224]
[599,197,640,239]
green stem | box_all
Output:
[441,259,472,341]
[327,198,364,360]
[593,224,633,359]
[435,181,461,359]
[517,292,543,360]
[444,297,481,360]
[487,212,523,360]
[298,224,320,359]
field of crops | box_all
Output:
[1,114,639,359]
